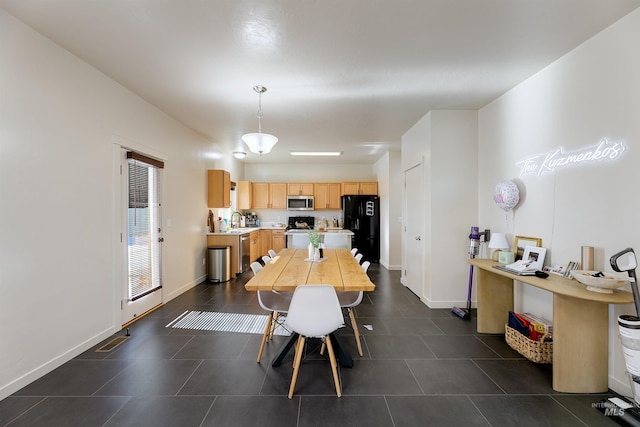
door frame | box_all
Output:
[111,137,167,330]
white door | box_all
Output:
[120,150,163,325]
[405,164,424,298]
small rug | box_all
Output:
[166,310,290,336]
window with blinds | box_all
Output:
[127,152,163,301]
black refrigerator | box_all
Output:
[342,195,380,262]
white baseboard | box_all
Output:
[165,275,206,302]
[0,326,115,401]
[609,374,633,398]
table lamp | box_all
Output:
[488,233,511,262]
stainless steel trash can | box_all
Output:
[208,246,231,282]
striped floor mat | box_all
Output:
[166,310,290,336]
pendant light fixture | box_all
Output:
[241,85,278,155]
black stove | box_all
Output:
[287,216,315,230]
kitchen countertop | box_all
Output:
[206,227,350,236]
[285,229,353,235]
[206,227,262,236]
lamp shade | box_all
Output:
[241,132,278,155]
[488,233,510,250]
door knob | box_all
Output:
[158,237,164,242]
[415,236,421,241]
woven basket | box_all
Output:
[505,324,553,364]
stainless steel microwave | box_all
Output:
[287,195,314,211]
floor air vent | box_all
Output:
[95,336,128,352]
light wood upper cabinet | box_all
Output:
[252,182,287,209]
[237,181,252,210]
[208,170,230,208]
[341,181,378,196]
[287,183,314,196]
[314,183,342,210]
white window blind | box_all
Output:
[127,152,163,301]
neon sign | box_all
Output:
[517,139,626,177]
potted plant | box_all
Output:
[307,230,321,260]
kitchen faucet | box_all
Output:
[230,211,242,229]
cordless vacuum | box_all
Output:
[597,248,640,426]
[452,226,489,320]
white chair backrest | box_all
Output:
[286,285,344,337]
[268,249,277,258]
[350,248,358,257]
[262,255,272,265]
[338,291,363,308]
[354,253,363,263]
[361,261,370,273]
[250,261,262,275]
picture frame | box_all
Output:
[514,236,542,261]
[550,264,566,276]
[522,246,546,270]
[564,261,579,278]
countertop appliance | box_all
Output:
[342,195,380,262]
[245,212,259,227]
[287,195,314,211]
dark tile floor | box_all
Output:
[1,264,621,426]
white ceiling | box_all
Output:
[2,0,638,164]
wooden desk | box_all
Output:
[469,258,634,393]
[245,248,375,292]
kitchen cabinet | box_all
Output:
[237,181,252,210]
[341,181,378,196]
[287,183,314,196]
[314,183,342,209]
[260,229,272,257]
[272,229,286,253]
[249,231,260,262]
[252,182,287,209]
[208,170,231,207]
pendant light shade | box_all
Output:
[242,85,278,155]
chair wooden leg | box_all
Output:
[257,312,273,363]
[348,308,364,357]
[288,336,306,399]
[324,335,342,397]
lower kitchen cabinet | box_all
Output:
[272,229,286,253]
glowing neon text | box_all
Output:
[517,139,626,177]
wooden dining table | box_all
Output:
[245,248,375,367]
[244,248,376,292]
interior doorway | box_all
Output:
[404,163,424,298]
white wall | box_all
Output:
[374,151,402,269]
[478,8,640,395]
[0,10,211,399]
[401,111,478,307]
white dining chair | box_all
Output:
[337,291,364,357]
[350,248,358,257]
[268,249,277,258]
[251,260,292,362]
[361,261,370,273]
[262,255,272,265]
[354,253,363,264]
[285,285,344,399]
[250,261,262,275]
[256,290,292,363]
